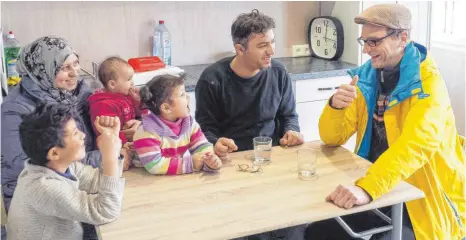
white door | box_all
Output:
[396,1,431,47]
[296,100,327,143]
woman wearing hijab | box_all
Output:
[1,36,101,213]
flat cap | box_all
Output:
[354,4,411,30]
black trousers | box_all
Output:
[82,223,98,240]
[305,205,415,240]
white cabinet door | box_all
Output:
[187,91,196,117]
[295,75,352,103]
[296,100,357,152]
[296,100,327,143]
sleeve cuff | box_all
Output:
[328,95,344,110]
[119,132,128,144]
[355,176,381,201]
[100,175,125,192]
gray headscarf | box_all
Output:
[16,36,80,105]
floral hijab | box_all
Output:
[16,36,80,105]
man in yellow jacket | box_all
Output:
[309,4,466,240]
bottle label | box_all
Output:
[162,32,171,65]
[4,47,21,79]
[162,32,171,47]
[7,59,19,78]
[153,32,162,57]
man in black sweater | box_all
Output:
[195,9,306,240]
[195,9,304,163]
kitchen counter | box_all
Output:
[181,56,357,92]
[63,56,357,93]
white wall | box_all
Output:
[396,1,430,47]
[320,1,431,66]
[431,43,466,136]
[1,1,319,71]
[321,1,362,65]
[359,1,430,65]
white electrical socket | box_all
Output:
[304,44,310,56]
[291,45,304,57]
[292,44,310,57]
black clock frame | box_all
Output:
[307,16,345,61]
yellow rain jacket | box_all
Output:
[319,42,466,239]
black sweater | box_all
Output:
[195,57,300,151]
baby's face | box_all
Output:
[111,66,135,95]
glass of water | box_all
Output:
[253,136,272,165]
[297,148,318,180]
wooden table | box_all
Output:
[97,141,424,240]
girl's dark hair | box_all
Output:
[139,73,185,115]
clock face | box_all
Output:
[310,18,339,59]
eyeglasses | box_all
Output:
[236,164,263,173]
[357,30,398,47]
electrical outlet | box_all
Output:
[304,44,310,56]
[292,44,310,57]
[292,45,304,57]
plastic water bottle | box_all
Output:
[152,20,171,66]
[4,31,21,85]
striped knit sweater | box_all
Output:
[133,112,216,175]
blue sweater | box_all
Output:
[1,77,101,211]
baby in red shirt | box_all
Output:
[88,56,143,170]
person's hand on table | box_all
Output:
[203,152,222,170]
[280,130,304,147]
[121,142,133,171]
[214,137,238,162]
[326,184,371,209]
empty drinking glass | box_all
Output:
[253,136,272,165]
[297,148,318,180]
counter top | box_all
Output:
[74,56,357,93]
[181,56,357,92]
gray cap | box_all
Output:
[354,4,412,30]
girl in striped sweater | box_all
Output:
[133,73,222,175]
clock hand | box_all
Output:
[323,36,336,42]
[324,25,328,43]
